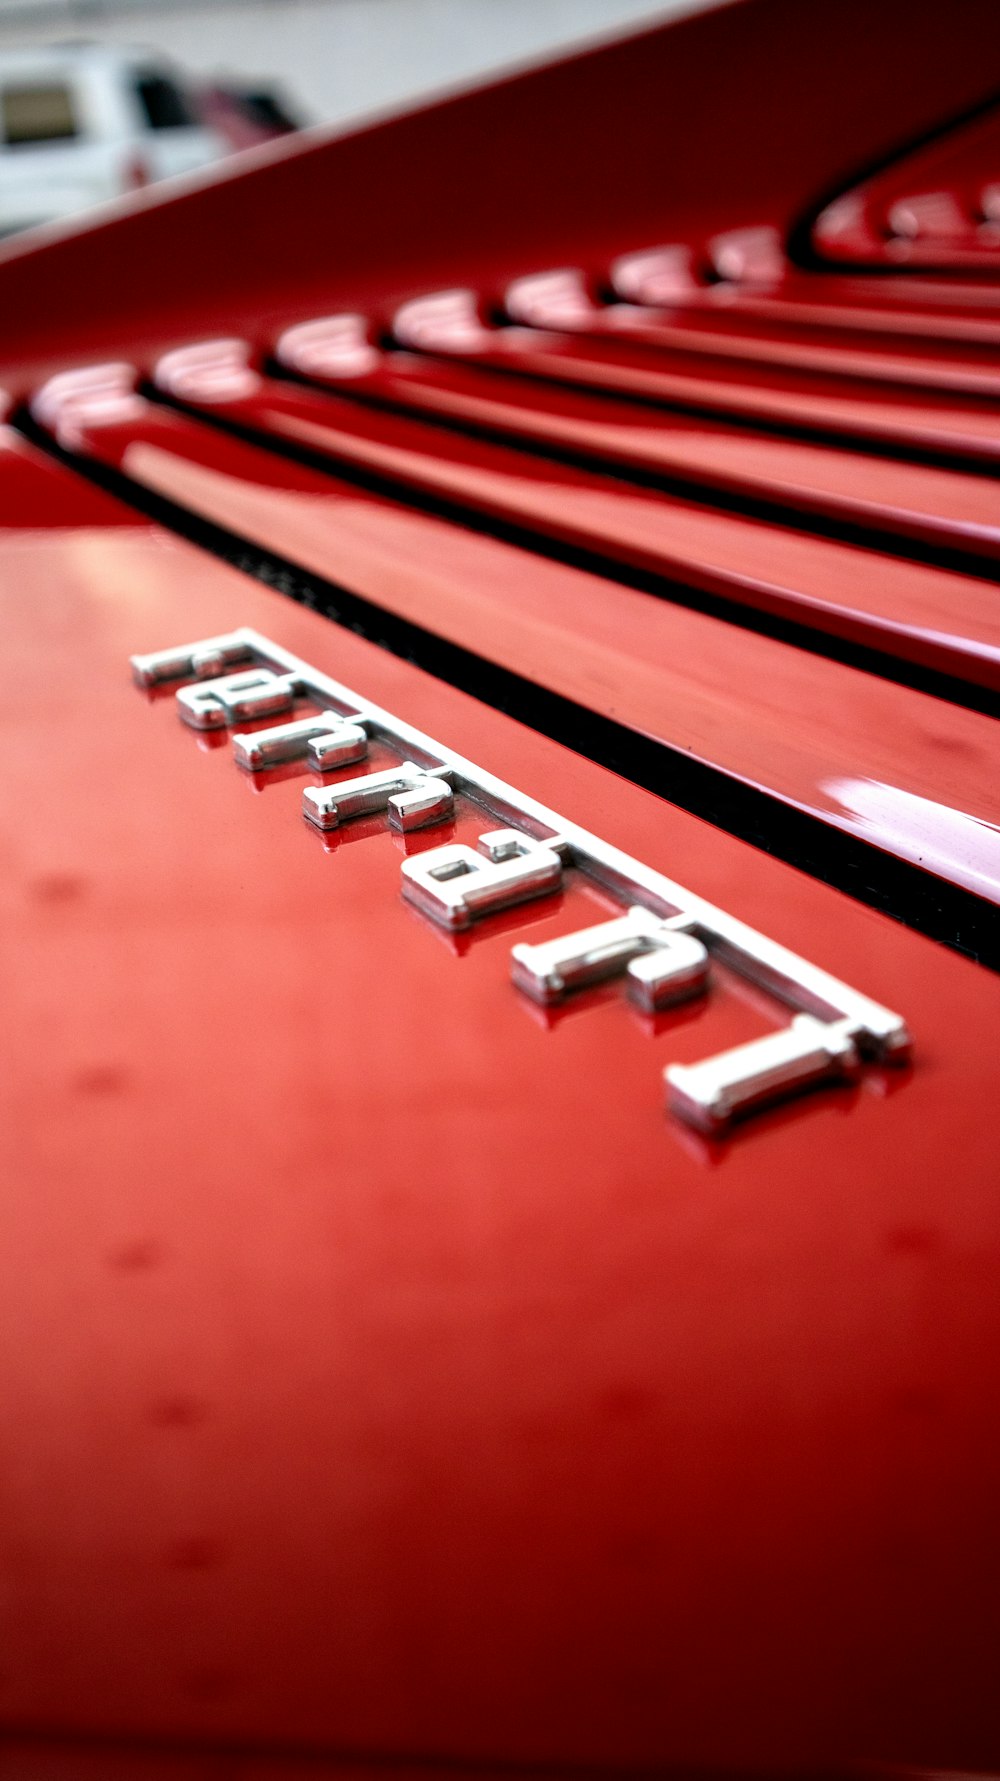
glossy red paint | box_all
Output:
[658,267,1000,320]
[814,101,1000,269]
[4,431,1000,1774]
[288,347,1000,560]
[610,256,1000,344]
[399,319,1000,464]
[42,392,1000,905]
[164,357,1000,683]
[4,0,1000,1771]
[502,275,1000,400]
[0,1746,500,1780]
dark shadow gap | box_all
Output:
[0,1722,859,1781]
[786,85,1000,270]
[147,381,1000,723]
[269,356,1000,588]
[379,342,1000,482]
[17,407,1000,972]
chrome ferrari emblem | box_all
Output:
[131,629,912,1136]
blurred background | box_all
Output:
[0,0,711,234]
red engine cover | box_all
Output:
[1,2,999,1774]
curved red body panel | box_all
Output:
[2,2,1000,1773]
[0,0,997,390]
[54,397,1000,905]
[4,441,1000,1775]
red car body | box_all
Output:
[2,2,999,1775]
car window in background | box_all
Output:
[134,73,195,130]
[239,89,299,133]
[1,83,78,146]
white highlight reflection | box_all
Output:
[824,776,1000,902]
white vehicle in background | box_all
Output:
[0,45,227,235]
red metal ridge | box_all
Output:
[1,0,1000,393]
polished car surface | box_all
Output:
[2,0,999,1774]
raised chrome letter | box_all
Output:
[177,668,299,731]
[302,763,454,832]
[131,628,912,1137]
[402,830,563,930]
[511,907,709,1011]
[233,712,367,772]
[666,1015,861,1134]
[130,632,252,688]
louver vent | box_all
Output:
[21,184,1000,960]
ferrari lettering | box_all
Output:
[176,667,299,730]
[303,763,455,833]
[131,628,912,1136]
[232,711,368,773]
[131,634,255,687]
[666,1015,862,1133]
[401,831,564,928]
[510,908,709,1013]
